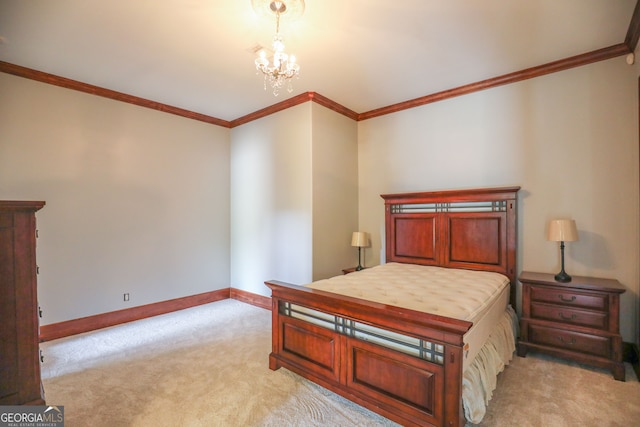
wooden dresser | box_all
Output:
[0,201,46,405]
[517,271,626,381]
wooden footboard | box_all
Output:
[266,280,472,427]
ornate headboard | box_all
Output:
[381,186,519,306]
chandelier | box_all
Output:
[253,0,304,96]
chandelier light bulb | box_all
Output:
[274,38,284,52]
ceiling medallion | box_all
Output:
[252,0,305,96]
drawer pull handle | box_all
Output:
[559,313,577,321]
[559,295,576,303]
[557,336,576,345]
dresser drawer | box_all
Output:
[530,286,607,311]
[528,324,610,358]
[530,302,608,330]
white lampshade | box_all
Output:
[546,219,578,242]
[351,231,368,247]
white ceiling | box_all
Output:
[0,0,636,121]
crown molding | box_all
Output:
[229,92,311,127]
[229,91,358,127]
[625,0,640,53]
[0,61,232,128]
[0,43,632,127]
[357,43,631,121]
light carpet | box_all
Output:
[40,299,640,426]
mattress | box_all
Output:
[307,262,511,370]
[296,262,516,423]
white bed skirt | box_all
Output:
[462,305,518,424]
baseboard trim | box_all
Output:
[39,288,231,342]
[230,288,272,311]
[37,287,638,376]
[623,341,640,379]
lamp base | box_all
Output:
[554,271,572,283]
[555,241,572,282]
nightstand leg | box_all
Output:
[516,342,528,357]
[612,362,625,381]
[612,336,625,381]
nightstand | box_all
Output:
[517,271,626,381]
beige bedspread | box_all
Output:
[307,262,510,323]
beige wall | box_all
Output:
[230,103,314,295]
[311,103,359,280]
[0,73,231,325]
[230,102,359,295]
[357,56,639,342]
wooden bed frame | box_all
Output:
[265,186,519,427]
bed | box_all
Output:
[265,186,520,427]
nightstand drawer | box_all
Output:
[528,324,610,358]
[530,286,607,311]
[530,302,608,330]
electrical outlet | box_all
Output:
[124,293,130,301]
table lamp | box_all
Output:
[547,219,579,282]
[351,231,368,271]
